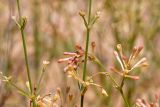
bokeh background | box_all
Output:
[0,0,160,107]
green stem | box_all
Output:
[20,29,33,94]
[119,76,130,107]
[94,56,130,107]
[81,0,92,107]
[16,0,33,94]
[119,89,130,107]
[36,67,45,94]
[82,29,90,81]
[32,100,37,107]
[88,0,92,24]
[9,81,29,97]
[93,57,119,87]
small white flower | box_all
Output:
[43,60,50,65]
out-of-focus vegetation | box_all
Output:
[0,0,160,107]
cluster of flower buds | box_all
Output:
[136,95,159,107]
[79,10,101,29]
[58,45,84,73]
[36,93,53,107]
[58,44,108,97]
[36,88,63,107]
[0,72,12,82]
[12,16,27,30]
[36,87,75,107]
[111,44,148,80]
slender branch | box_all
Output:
[8,81,29,97]
[93,55,130,107]
[36,67,45,94]
[95,60,119,87]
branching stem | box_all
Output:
[81,0,92,107]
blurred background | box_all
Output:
[0,0,160,107]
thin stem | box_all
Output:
[32,100,37,107]
[81,16,88,28]
[107,74,119,87]
[16,0,22,18]
[94,56,130,107]
[119,76,130,107]
[120,75,125,88]
[119,89,130,107]
[36,67,45,92]
[82,29,90,81]
[80,95,84,107]
[20,30,33,93]
[9,81,29,97]
[76,70,81,90]
[93,57,119,87]
[82,0,92,81]
[89,72,108,79]
[94,57,106,71]
[88,0,92,24]
[81,0,92,107]
[16,0,33,94]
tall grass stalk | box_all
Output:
[16,0,33,97]
[81,0,92,107]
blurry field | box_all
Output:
[0,0,160,107]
